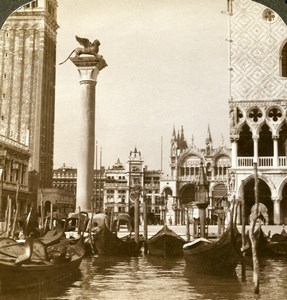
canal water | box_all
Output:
[1,254,287,300]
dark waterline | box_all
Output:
[2,255,287,300]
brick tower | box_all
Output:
[0,0,58,189]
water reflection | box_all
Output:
[0,270,81,300]
[257,257,287,299]
[184,269,242,300]
[1,255,287,299]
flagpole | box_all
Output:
[160,136,163,173]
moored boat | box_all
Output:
[244,226,274,257]
[64,211,96,253]
[0,235,85,292]
[92,213,143,256]
[183,225,242,276]
[265,229,287,256]
[147,225,186,257]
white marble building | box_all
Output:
[228,0,287,224]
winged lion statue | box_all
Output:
[59,35,101,65]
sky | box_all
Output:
[54,0,229,174]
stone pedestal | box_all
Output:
[71,56,107,212]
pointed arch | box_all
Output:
[238,123,253,157]
[280,39,287,77]
[278,123,287,156]
[258,123,273,157]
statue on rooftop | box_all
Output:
[59,35,101,65]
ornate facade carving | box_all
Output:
[229,100,287,137]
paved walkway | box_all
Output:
[117,224,286,240]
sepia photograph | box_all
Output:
[1,0,287,299]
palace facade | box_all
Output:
[228,0,287,225]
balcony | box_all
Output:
[237,157,287,168]
[179,174,228,183]
[3,181,29,192]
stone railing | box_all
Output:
[237,156,287,167]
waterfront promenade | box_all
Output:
[132,224,286,240]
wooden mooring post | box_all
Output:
[250,162,260,293]
[143,194,148,254]
[186,207,190,242]
[240,180,246,281]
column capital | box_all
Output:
[70,56,108,83]
[230,134,239,142]
[253,135,259,141]
[271,197,281,202]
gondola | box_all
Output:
[183,225,242,276]
[38,223,66,246]
[113,213,133,232]
[0,235,85,292]
[244,226,274,257]
[147,224,186,257]
[64,211,90,240]
[64,211,95,253]
[92,213,143,256]
[265,228,287,256]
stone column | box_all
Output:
[71,57,107,212]
[231,139,238,168]
[273,137,279,167]
[253,135,259,164]
[211,164,215,181]
[273,198,281,225]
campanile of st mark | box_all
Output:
[0,0,58,189]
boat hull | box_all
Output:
[0,256,82,291]
[183,227,242,275]
[147,226,186,257]
[0,238,85,292]
[93,224,142,256]
[266,232,287,256]
[266,241,287,256]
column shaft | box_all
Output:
[273,199,281,225]
[71,56,107,212]
[76,81,96,211]
[253,138,259,164]
[273,138,278,167]
[231,141,237,167]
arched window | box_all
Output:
[282,42,287,77]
